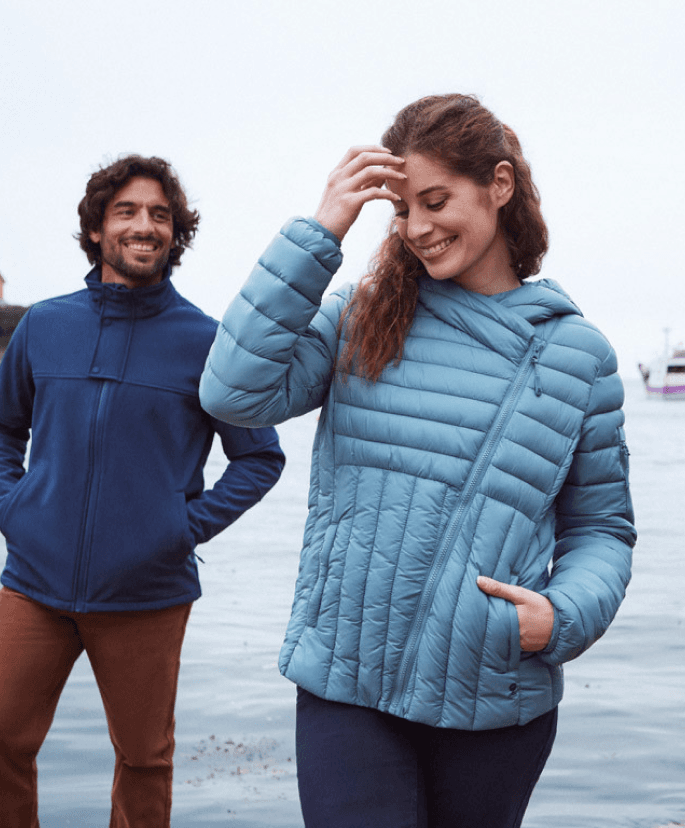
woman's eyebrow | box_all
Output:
[417,185,448,197]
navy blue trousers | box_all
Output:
[296,688,557,828]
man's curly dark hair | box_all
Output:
[76,155,200,268]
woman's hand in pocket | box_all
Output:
[477,576,555,652]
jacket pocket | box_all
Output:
[485,593,521,673]
[306,521,338,627]
[174,493,195,558]
[0,473,30,538]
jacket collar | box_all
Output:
[85,264,176,319]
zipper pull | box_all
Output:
[531,340,543,397]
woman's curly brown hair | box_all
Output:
[76,155,200,268]
[339,94,549,382]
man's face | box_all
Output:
[89,177,174,289]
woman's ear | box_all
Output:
[491,161,515,208]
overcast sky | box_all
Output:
[2,0,683,376]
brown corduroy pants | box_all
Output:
[0,586,191,828]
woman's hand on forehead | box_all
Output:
[314,145,406,242]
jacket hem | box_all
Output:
[0,575,201,612]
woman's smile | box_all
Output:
[416,235,458,257]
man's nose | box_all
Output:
[131,210,154,233]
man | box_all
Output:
[0,155,285,827]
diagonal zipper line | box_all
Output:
[389,336,543,712]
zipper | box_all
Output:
[389,335,543,713]
[72,380,110,609]
[531,342,543,396]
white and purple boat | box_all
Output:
[639,344,685,400]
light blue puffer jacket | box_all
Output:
[200,218,636,730]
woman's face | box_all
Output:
[387,153,518,295]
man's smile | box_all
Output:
[123,238,159,253]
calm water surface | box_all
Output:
[1,379,683,826]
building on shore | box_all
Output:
[0,272,30,361]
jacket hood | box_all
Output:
[417,275,582,359]
[85,264,175,319]
[499,278,583,324]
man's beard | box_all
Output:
[102,236,170,285]
[108,251,169,283]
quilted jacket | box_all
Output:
[200,218,636,730]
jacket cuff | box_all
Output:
[303,217,343,247]
[539,601,560,656]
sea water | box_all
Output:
[1,378,683,827]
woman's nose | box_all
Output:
[406,210,433,241]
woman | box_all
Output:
[200,94,636,827]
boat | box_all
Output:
[638,339,685,400]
